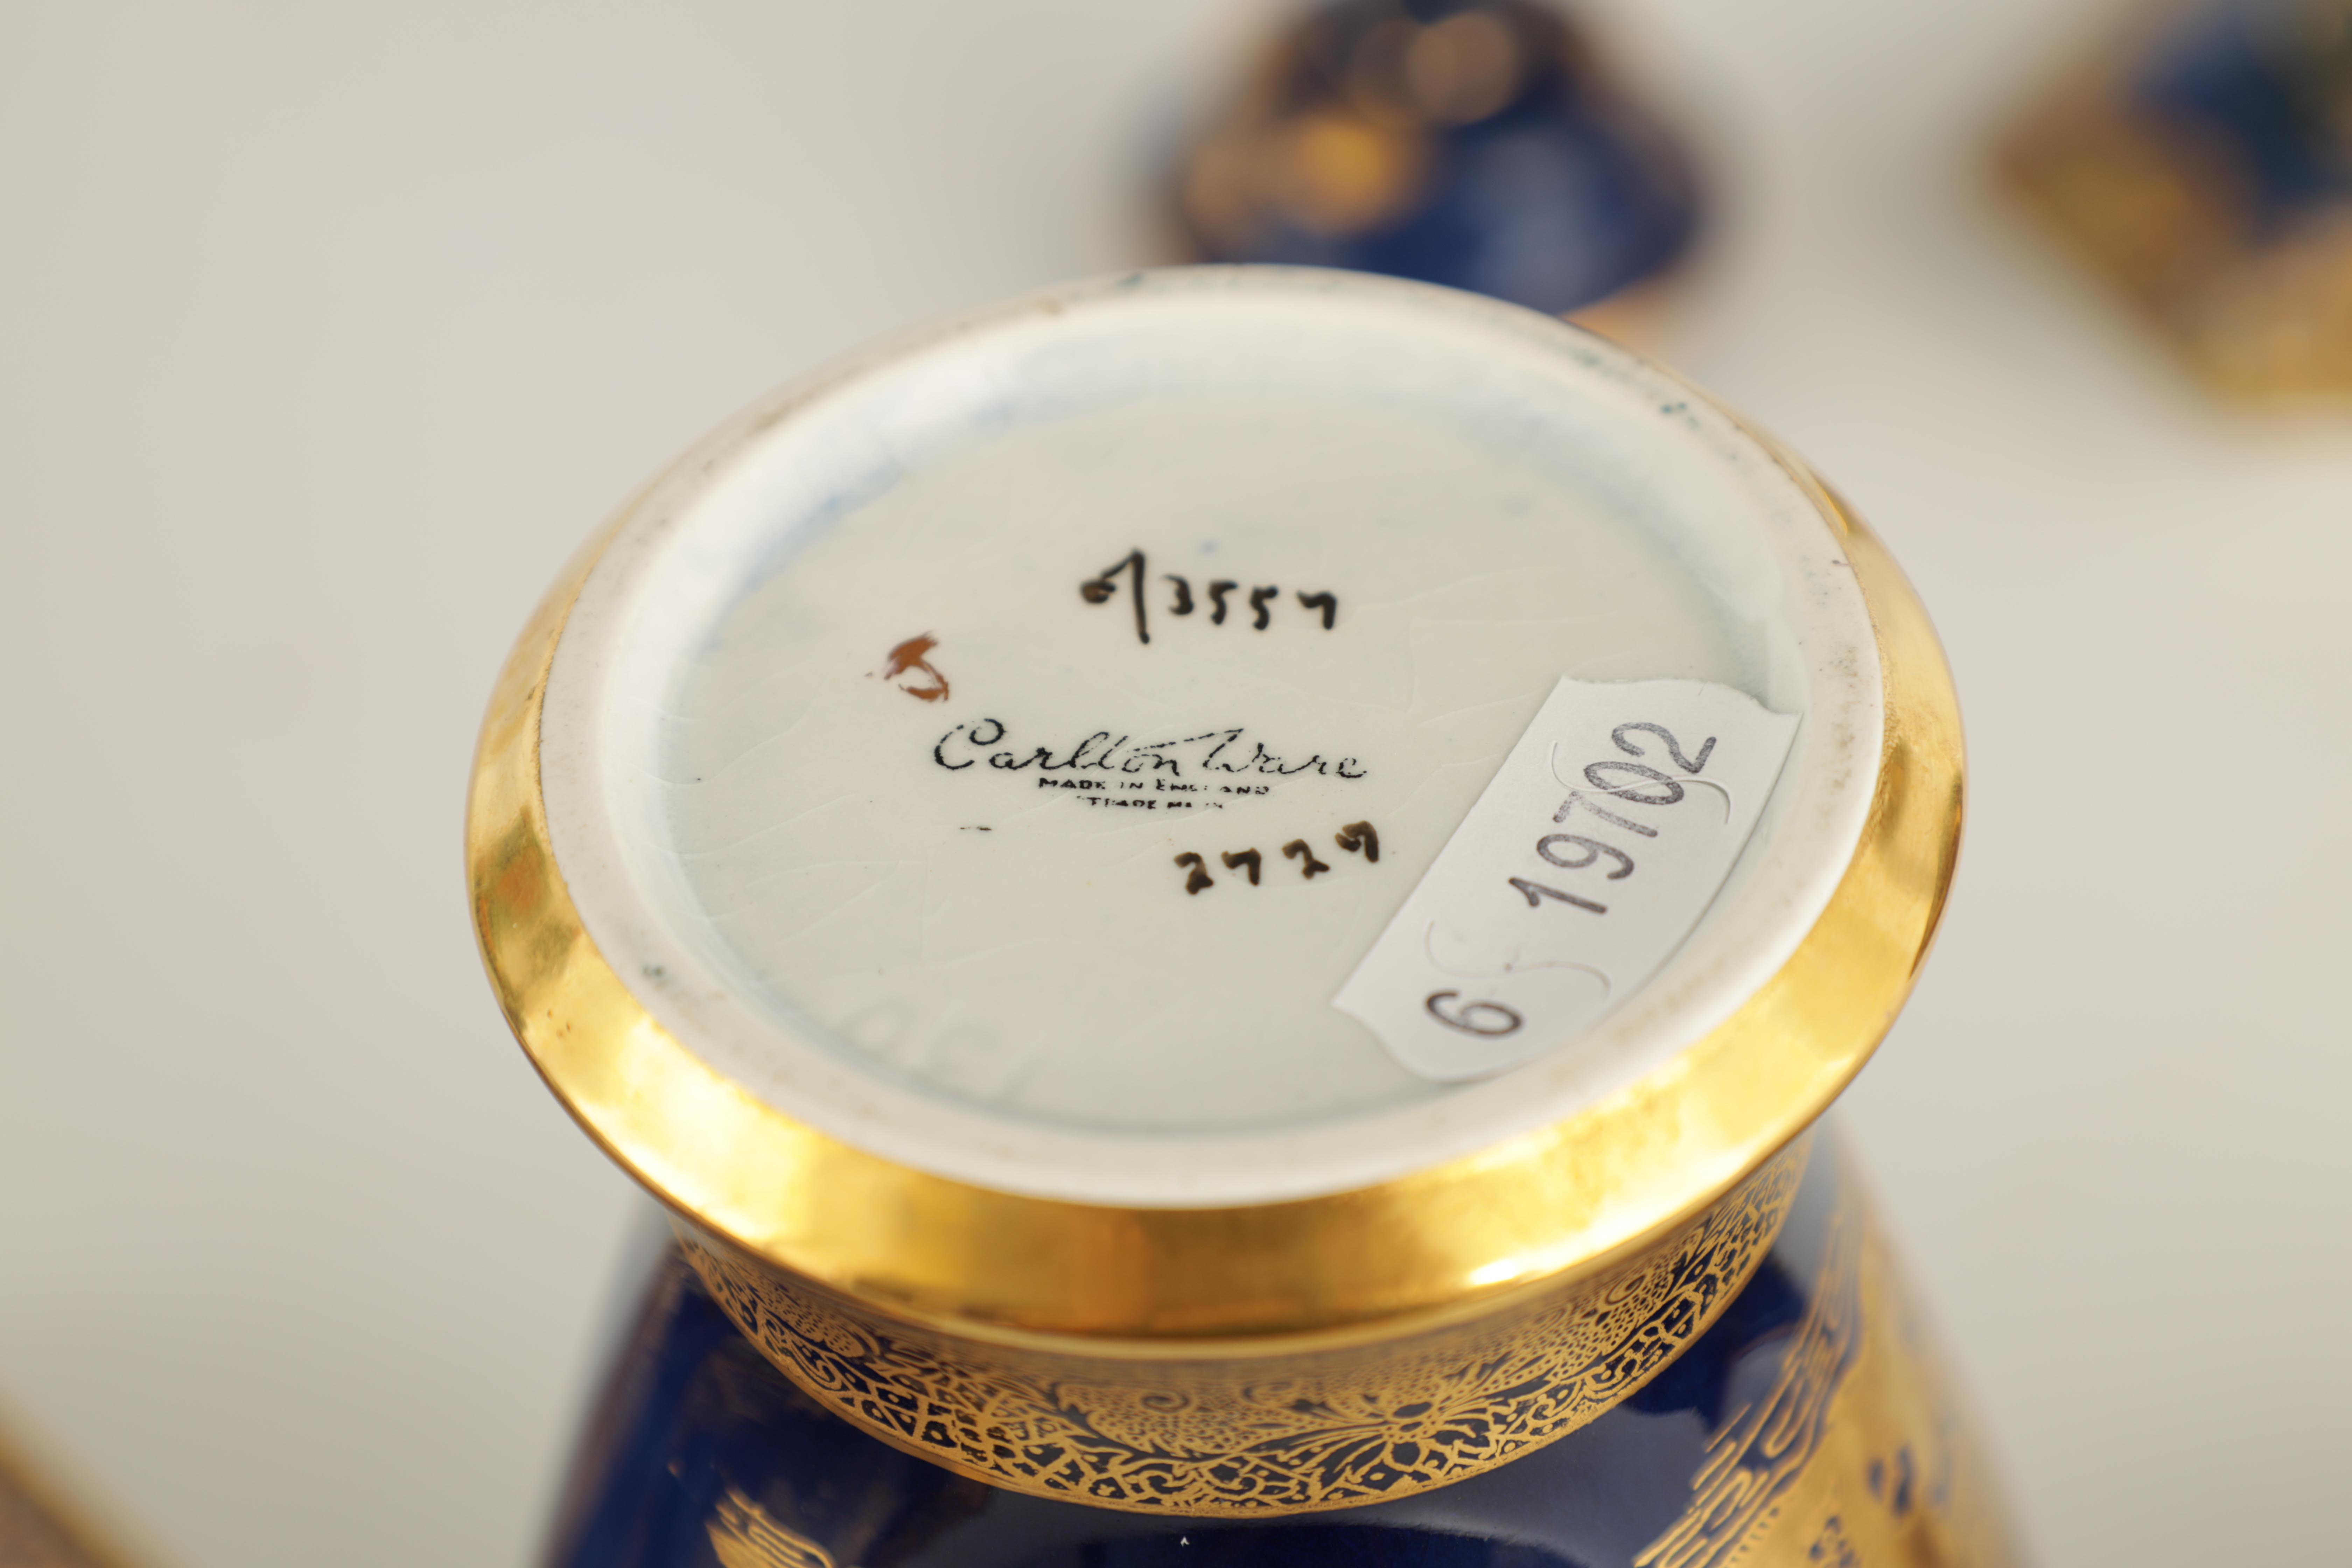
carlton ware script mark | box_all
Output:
[931,719,1368,792]
[1336,678,1799,1082]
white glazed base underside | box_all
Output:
[536,268,1884,1207]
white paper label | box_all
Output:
[1332,678,1799,1082]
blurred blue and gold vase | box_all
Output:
[2001,0,2352,396]
[1170,0,1700,325]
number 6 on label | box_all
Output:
[1424,990,1524,1037]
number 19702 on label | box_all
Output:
[1331,677,1799,1084]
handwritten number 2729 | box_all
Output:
[1177,821,1377,892]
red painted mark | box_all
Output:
[881,634,950,702]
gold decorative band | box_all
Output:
[679,1137,1810,1517]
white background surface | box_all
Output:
[2,3,2345,1565]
